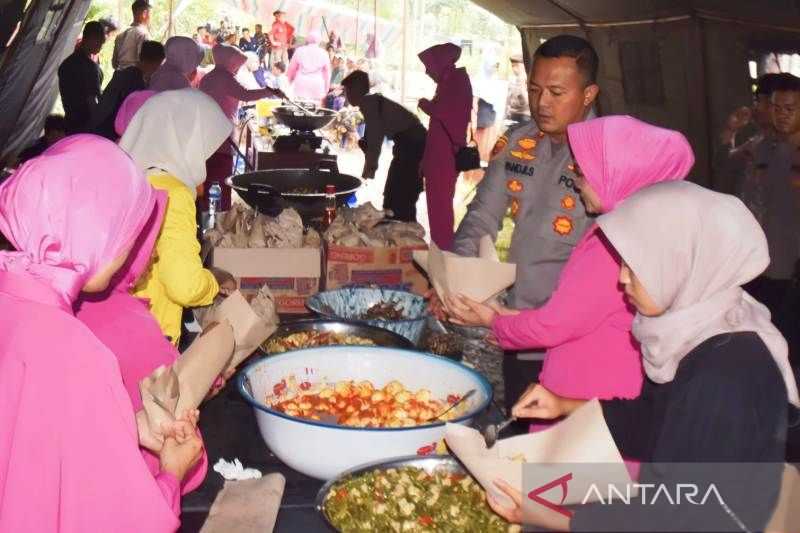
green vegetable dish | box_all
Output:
[323,466,519,532]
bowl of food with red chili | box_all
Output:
[238,346,492,480]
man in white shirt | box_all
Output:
[112,0,150,70]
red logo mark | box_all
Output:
[527,472,573,518]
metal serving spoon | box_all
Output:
[483,416,517,449]
[425,389,477,423]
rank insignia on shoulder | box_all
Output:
[510,150,536,161]
[517,138,538,150]
[507,179,524,193]
[553,215,573,236]
[490,135,509,160]
[560,195,577,210]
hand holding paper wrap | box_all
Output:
[444,400,632,509]
[139,289,279,444]
[413,235,516,303]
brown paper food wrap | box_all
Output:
[445,400,632,509]
[172,320,236,418]
[138,365,180,448]
[138,319,234,441]
[413,235,516,303]
[139,289,278,439]
[201,289,279,374]
[200,473,286,533]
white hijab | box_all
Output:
[118,88,231,195]
[597,181,799,406]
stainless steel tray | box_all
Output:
[260,319,415,354]
[315,455,466,531]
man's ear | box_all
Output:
[583,84,600,107]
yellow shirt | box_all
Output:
[135,173,219,344]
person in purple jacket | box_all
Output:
[418,42,473,250]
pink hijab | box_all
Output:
[0,135,180,531]
[115,89,156,137]
[75,191,208,494]
[567,115,695,211]
[0,135,155,309]
[149,36,205,92]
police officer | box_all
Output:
[444,35,601,416]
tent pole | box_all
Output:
[401,0,407,105]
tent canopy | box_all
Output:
[470,0,800,29]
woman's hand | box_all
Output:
[418,98,431,114]
[445,294,496,328]
[210,267,236,295]
[512,384,586,420]
[487,479,523,524]
[424,288,449,321]
[159,416,203,482]
[488,479,571,531]
[489,301,520,316]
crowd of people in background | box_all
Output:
[2,0,800,524]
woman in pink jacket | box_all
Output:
[418,43,472,250]
[0,135,201,532]
[75,190,209,495]
[200,44,282,209]
[449,116,695,401]
[287,33,330,104]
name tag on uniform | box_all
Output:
[505,161,535,176]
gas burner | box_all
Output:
[273,131,325,153]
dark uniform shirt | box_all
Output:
[58,50,103,134]
[91,66,146,140]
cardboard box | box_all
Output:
[211,247,321,314]
[324,243,430,294]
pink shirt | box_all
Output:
[492,226,643,400]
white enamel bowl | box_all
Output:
[238,346,492,480]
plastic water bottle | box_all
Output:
[207,183,222,230]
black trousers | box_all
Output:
[383,137,425,222]
[503,354,543,434]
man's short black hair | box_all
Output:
[82,21,105,41]
[132,0,150,14]
[756,73,792,96]
[534,34,599,85]
[44,114,66,133]
[341,70,370,95]
[770,72,800,94]
[197,25,206,33]
[140,40,165,63]
[273,61,287,73]
[242,27,250,33]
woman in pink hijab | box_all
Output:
[286,33,330,104]
[418,43,472,250]
[149,36,205,92]
[200,44,282,210]
[0,135,202,531]
[75,190,208,495]
[449,116,695,403]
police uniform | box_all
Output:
[452,118,594,412]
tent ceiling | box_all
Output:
[470,0,800,28]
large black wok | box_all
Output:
[272,106,337,131]
[226,167,362,221]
